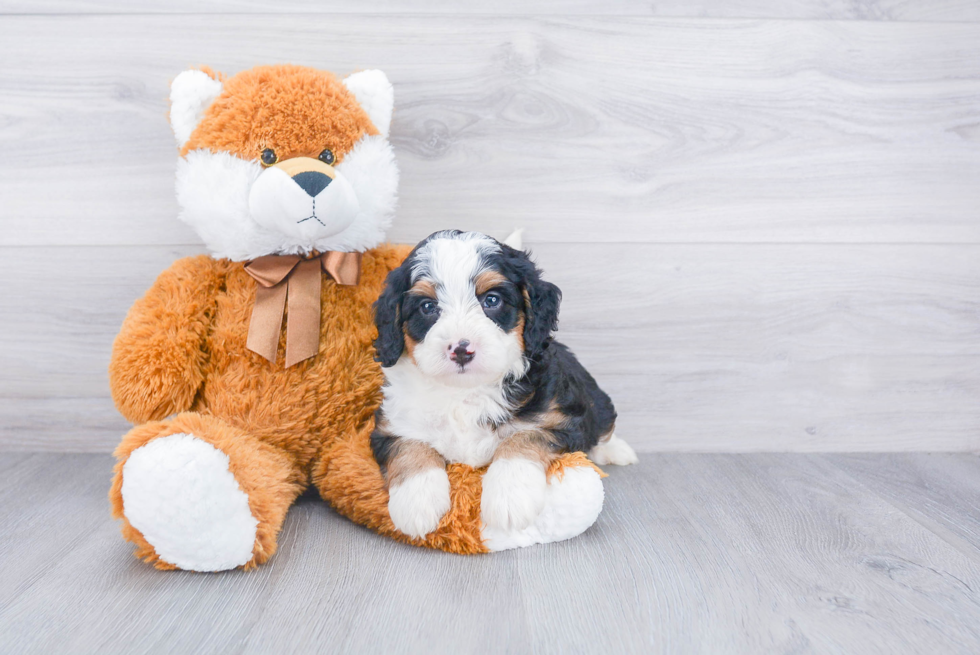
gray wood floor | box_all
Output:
[3,453,980,654]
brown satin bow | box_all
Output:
[244,251,362,367]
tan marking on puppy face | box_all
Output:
[513,310,526,352]
[494,430,559,468]
[182,64,378,161]
[474,270,508,296]
[522,288,533,321]
[402,324,418,363]
[386,440,446,488]
[408,279,437,299]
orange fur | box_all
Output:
[181,65,378,162]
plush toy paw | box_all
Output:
[481,458,548,531]
[589,434,639,466]
[121,433,259,572]
[387,468,451,538]
[482,462,604,551]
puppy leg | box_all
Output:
[482,431,554,531]
[376,437,450,539]
[589,431,639,466]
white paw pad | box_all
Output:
[589,434,638,466]
[388,468,451,539]
[121,433,258,572]
[481,458,548,531]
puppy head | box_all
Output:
[374,231,561,387]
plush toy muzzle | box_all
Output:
[248,156,361,242]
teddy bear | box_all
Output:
[108,63,607,571]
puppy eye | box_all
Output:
[260,148,278,167]
[482,293,501,309]
[318,149,335,165]
[420,300,439,316]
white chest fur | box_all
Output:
[381,360,516,467]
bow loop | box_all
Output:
[243,251,363,367]
[244,255,302,288]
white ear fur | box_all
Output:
[170,69,224,148]
[342,69,394,138]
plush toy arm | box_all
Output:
[109,255,222,424]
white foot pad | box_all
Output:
[589,434,639,466]
[482,465,604,551]
[121,433,258,572]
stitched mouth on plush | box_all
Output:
[248,163,361,241]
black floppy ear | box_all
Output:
[373,261,413,367]
[498,243,561,360]
[523,276,561,359]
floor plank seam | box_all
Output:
[820,455,980,567]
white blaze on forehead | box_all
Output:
[411,232,500,308]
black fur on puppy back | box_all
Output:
[497,243,562,361]
[373,262,412,367]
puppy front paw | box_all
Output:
[387,467,451,539]
[481,458,547,531]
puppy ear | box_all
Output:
[523,277,562,360]
[498,244,561,359]
[373,261,412,367]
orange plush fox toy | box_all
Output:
[108,64,605,571]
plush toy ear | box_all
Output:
[170,69,224,148]
[373,261,413,367]
[343,69,394,138]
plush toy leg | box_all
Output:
[110,412,303,571]
[313,422,489,554]
[481,454,606,551]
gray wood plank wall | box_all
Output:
[1,5,978,452]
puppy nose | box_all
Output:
[450,339,474,365]
[292,171,332,197]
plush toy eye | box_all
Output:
[260,148,278,166]
[318,149,335,165]
[420,300,439,316]
[482,293,501,309]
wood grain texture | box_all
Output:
[1,0,978,21]
[2,15,979,246]
[3,242,977,452]
[3,453,980,654]
[825,454,980,561]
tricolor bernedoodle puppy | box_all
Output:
[371,230,638,539]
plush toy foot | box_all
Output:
[589,434,639,466]
[121,433,259,572]
[111,413,302,571]
[481,463,604,551]
[387,468,451,538]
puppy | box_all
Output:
[371,230,637,539]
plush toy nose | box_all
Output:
[292,171,332,197]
